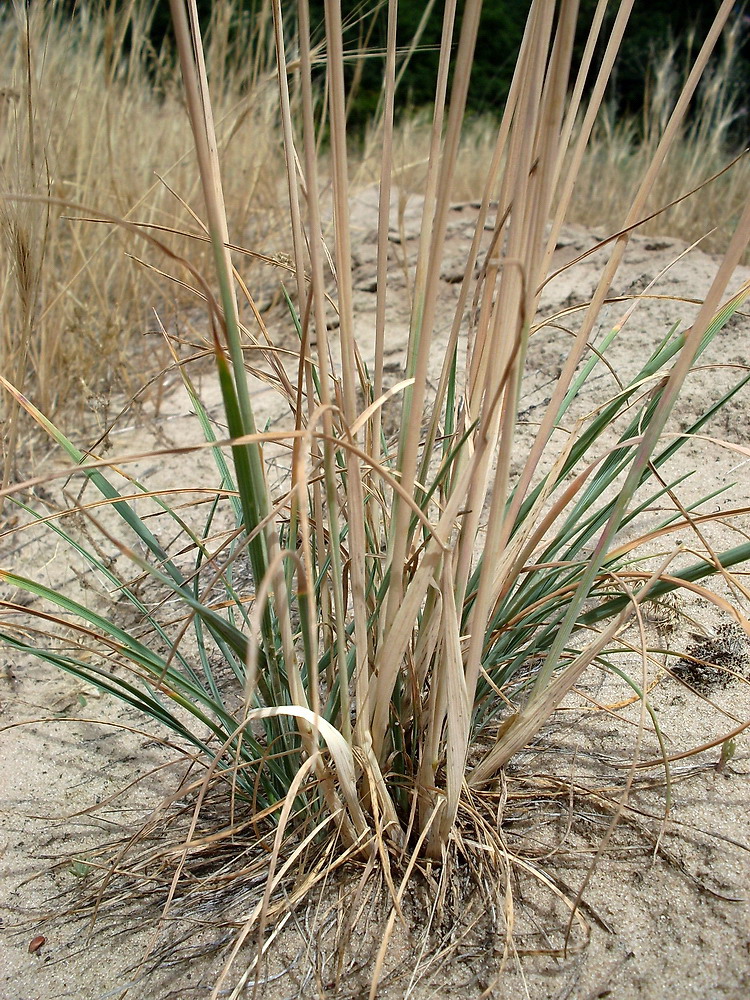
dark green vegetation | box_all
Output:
[55,1,749,137]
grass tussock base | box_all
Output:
[28,742,697,1000]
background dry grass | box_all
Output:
[0,1,286,480]
[1,2,747,452]
[361,17,749,246]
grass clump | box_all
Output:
[1,0,749,993]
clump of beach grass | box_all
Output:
[1,0,749,995]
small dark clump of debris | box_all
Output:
[673,622,749,693]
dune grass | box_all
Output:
[1,0,750,994]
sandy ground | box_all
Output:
[1,191,749,999]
